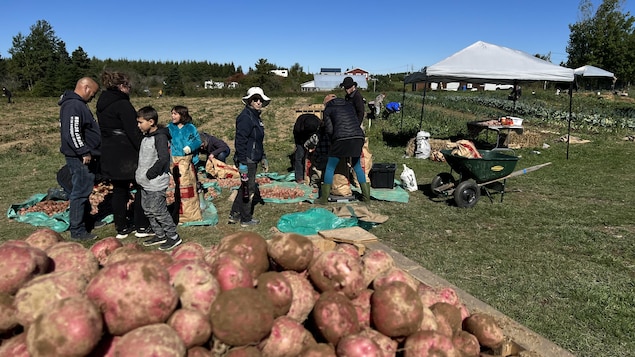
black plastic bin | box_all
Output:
[370,163,396,189]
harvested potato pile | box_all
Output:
[0,228,510,357]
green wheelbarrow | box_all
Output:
[431,149,551,208]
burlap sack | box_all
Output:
[351,137,372,187]
[447,140,482,158]
[205,157,239,179]
[173,155,202,222]
[331,159,352,196]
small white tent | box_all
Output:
[574,65,614,78]
[403,41,576,158]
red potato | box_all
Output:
[372,266,419,292]
[336,333,382,357]
[0,243,49,294]
[113,323,186,357]
[308,250,365,299]
[218,231,269,278]
[418,285,460,308]
[24,228,62,251]
[0,292,17,333]
[225,346,262,357]
[452,330,480,357]
[209,287,274,346]
[419,305,439,332]
[202,244,220,267]
[102,243,144,266]
[167,308,212,348]
[89,237,123,266]
[171,242,206,262]
[171,260,220,315]
[86,259,178,335]
[350,288,373,329]
[256,272,293,317]
[26,296,103,357]
[371,281,424,338]
[0,332,29,357]
[267,233,314,272]
[403,330,461,357]
[361,249,394,287]
[46,241,99,280]
[430,302,462,336]
[299,343,336,357]
[14,270,89,327]
[462,312,505,349]
[259,316,315,357]
[357,328,399,357]
[334,243,361,260]
[209,251,254,291]
[280,270,319,323]
[312,291,360,345]
[187,346,214,357]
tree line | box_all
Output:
[0,0,633,97]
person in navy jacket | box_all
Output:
[58,77,101,240]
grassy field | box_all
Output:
[0,90,634,356]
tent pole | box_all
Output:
[418,82,427,131]
[400,83,406,132]
[566,82,573,159]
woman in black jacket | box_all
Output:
[96,71,151,238]
[317,94,370,203]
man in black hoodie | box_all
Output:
[58,77,101,240]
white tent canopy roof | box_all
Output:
[405,41,575,84]
[574,65,615,78]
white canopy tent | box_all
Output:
[574,65,614,78]
[403,41,576,158]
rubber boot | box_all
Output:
[316,184,331,204]
[360,182,371,203]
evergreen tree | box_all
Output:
[566,0,635,85]
[164,65,185,96]
[8,20,70,92]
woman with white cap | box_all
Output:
[229,87,270,226]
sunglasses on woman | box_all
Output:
[251,97,263,103]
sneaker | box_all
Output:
[240,219,260,227]
[115,226,136,239]
[71,232,98,241]
[142,236,167,247]
[135,227,155,238]
[93,220,108,229]
[159,236,182,251]
[228,213,240,224]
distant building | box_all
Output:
[301,73,368,92]
[345,68,369,80]
[270,69,288,77]
[204,80,224,89]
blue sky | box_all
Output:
[1,0,632,75]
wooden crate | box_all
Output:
[294,104,324,120]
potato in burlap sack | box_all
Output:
[331,159,352,196]
[205,157,239,179]
[173,156,202,222]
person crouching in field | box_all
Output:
[199,131,231,166]
[135,106,181,251]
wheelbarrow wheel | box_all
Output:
[431,172,455,197]
[454,180,480,208]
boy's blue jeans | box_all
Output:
[65,156,95,237]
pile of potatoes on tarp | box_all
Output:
[0,228,507,357]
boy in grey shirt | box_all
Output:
[135,106,181,251]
